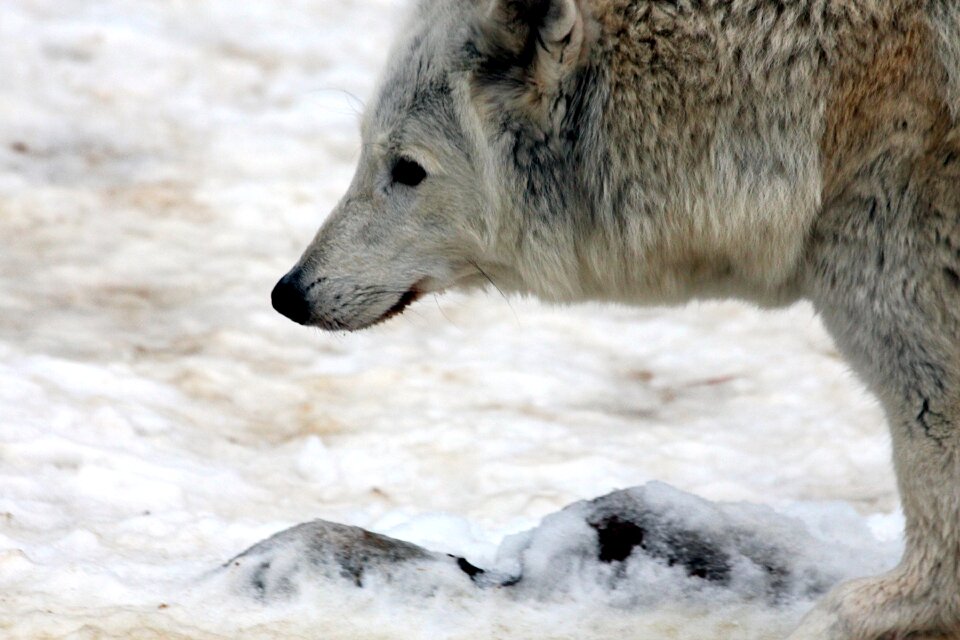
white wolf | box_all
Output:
[272,1,960,637]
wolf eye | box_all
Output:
[391,157,427,187]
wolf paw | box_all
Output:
[786,572,957,640]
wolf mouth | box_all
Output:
[368,286,424,328]
[386,288,422,318]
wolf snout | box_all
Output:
[271,270,312,325]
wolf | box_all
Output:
[271,0,960,637]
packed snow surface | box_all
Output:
[0,0,903,638]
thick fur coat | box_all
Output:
[272,1,960,637]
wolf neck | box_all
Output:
[488,58,616,303]
[497,0,829,308]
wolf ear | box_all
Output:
[477,0,587,88]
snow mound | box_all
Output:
[224,520,476,599]
[221,482,886,611]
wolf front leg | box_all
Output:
[791,156,960,639]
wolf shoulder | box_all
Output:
[582,0,960,302]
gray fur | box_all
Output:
[275,1,960,637]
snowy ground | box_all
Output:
[0,1,904,638]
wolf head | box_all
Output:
[272,0,597,330]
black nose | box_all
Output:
[271,272,312,325]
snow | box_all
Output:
[0,0,902,638]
